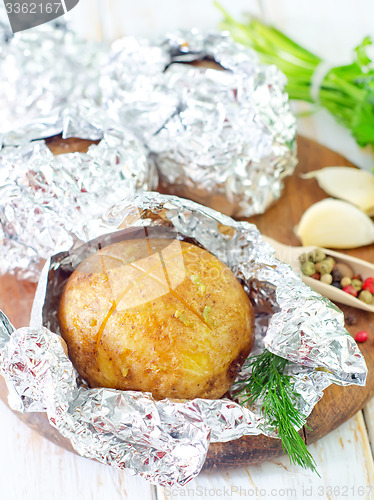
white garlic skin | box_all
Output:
[295,198,374,249]
[302,167,374,216]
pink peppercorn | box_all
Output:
[355,331,368,343]
[343,285,358,297]
[362,277,374,294]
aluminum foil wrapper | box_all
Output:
[0,193,366,486]
[101,31,298,217]
[0,11,105,146]
[0,118,158,281]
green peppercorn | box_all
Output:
[325,256,335,267]
[358,290,373,304]
[312,249,326,262]
[298,253,308,264]
[301,261,316,276]
[320,273,333,285]
[307,251,318,262]
[351,279,363,292]
[315,259,333,275]
[340,277,352,288]
[299,251,317,263]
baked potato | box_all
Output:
[58,238,254,400]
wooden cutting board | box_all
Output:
[0,135,373,470]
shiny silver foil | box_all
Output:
[1,20,297,217]
[0,120,157,281]
[0,13,105,146]
[0,193,366,486]
[101,31,298,217]
[100,36,177,140]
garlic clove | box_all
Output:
[302,167,374,216]
[295,198,374,249]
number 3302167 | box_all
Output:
[5,3,63,14]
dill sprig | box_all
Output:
[239,350,319,474]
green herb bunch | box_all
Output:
[216,2,374,149]
[239,349,318,474]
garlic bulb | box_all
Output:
[295,198,374,249]
[302,167,374,216]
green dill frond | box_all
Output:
[239,350,319,474]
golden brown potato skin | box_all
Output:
[58,239,254,400]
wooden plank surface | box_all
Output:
[206,135,374,468]
[158,412,374,499]
[2,2,374,499]
[0,135,373,475]
[67,0,374,172]
[0,398,153,500]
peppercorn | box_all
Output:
[333,262,354,281]
[331,281,342,289]
[307,251,318,262]
[334,262,353,281]
[312,249,326,263]
[310,272,320,280]
[299,252,316,263]
[358,290,373,304]
[320,273,333,285]
[355,331,368,343]
[301,261,316,276]
[298,253,308,264]
[332,268,343,282]
[324,256,335,268]
[351,279,363,292]
[363,277,374,294]
[340,277,352,288]
[315,259,333,275]
[343,285,358,297]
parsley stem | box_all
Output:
[217,3,374,149]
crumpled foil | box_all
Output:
[0,11,105,146]
[1,19,297,217]
[0,193,366,486]
[0,117,158,281]
[101,31,298,217]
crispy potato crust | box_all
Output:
[58,239,254,400]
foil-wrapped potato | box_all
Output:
[58,238,254,400]
[45,135,99,155]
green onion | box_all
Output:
[216,2,374,149]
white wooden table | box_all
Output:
[2,1,374,498]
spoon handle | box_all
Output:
[263,235,374,314]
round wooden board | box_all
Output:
[0,135,373,471]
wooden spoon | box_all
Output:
[263,236,374,313]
